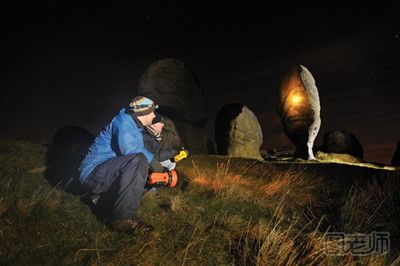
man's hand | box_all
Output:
[149,159,165,173]
[160,159,176,171]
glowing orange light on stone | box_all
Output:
[291,94,302,105]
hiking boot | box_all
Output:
[143,187,157,197]
[111,219,154,233]
[91,193,101,205]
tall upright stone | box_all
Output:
[392,140,400,166]
[138,58,207,153]
[215,103,263,160]
[277,65,321,160]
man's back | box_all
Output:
[79,108,153,182]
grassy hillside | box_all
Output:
[0,140,399,265]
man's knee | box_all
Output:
[117,154,149,186]
[125,153,149,171]
[132,153,147,164]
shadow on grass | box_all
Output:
[44,125,94,195]
[43,126,116,224]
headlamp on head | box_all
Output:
[128,96,158,116]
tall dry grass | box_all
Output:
[1,141,399,265]
[175,157,398,265]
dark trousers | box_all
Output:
[83,154,149,220]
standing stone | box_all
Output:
[391,140,400,166]
[138,58,207,153]
[277,65,321,160]
[322,130,364,158]
[215,104,263,160]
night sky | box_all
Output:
[1,2,399,164]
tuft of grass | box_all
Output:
[170,193,188,213]
[0,197,8,218]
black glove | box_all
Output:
[149,159,165,173]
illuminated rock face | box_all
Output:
[322,130,364,159]
[215,104,263,160]
[316,151,364,164]
[278,65,321,160]
[138,58,207,153]
[391,141,400,166]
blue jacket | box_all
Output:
[78,108,154,183]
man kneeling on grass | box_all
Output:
[78,96,178,233]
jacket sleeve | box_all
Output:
[142,130,178,161]
[156,146,179,162]
[113,120,154,163]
